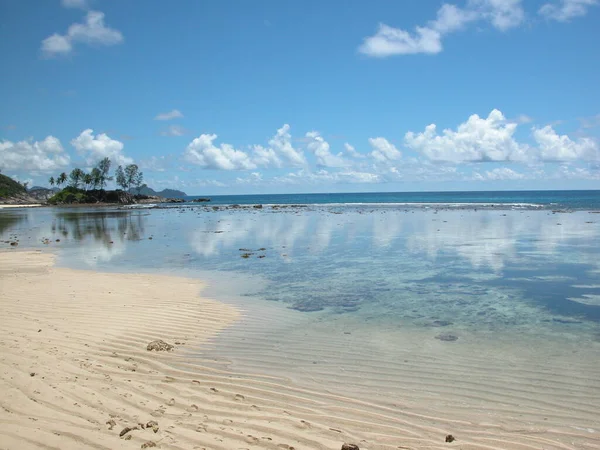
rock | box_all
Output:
[253,204,263,209]
[9,242,18,246]
[146,420,159,433]
[435,333,458,342]
[341,444,360,450]
[191,198,211,202]
[124,434,132,440]
[146,340,174,351]
[445,434,455,442]
[30,372,35,377]
[141,442,157,449]
[119,426,137,437]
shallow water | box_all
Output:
[2,205,600,445]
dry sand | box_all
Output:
[1,251,599,450]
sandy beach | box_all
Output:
[1,249,599,450]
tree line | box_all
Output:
[48,158,144,193]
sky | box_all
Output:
[0,0,599,195]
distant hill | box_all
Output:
[0,173,27,199]
[0,173,37,204]
[132,185,187,198]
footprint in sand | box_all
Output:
[167,398,175,406]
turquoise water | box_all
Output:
[183,189,600,209]
[2,205,599,332]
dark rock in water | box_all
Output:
[342,444,360,450]
[241,253,253,258]
[431,320,453,327]
[445,434,455,442]
[9,241,18,246]
[253,204,263,209]
[146,340,174,351]
[191,198,210,202]
[435,333,458,342]
[164,198,185,203]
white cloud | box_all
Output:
[61,0,88,9]
[539,0,598,21]
[71,129,133,166]
[478,0,525,31]
[358,24,443,57]
[184,134,257,170]
[41,11,123,57]
[160,125,186,136]
[344,143,366,159]
[184,125,306,171]
[369,137,402,162]
[274,169,381,185]
[155,109,184,121]
[405,109,529,162]
[306,131,349,167]
[513,114,534,124]
[533,125,598,161]
[140,156,168,172]
[236,172,263,185]
[481,167,526,180]
[252,124,307,168]
[359,0,524,57]
[0,136,70,172]
[41,34,73,56]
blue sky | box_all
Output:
[0,0,599,194]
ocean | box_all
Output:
[1,190,599,447]
[183,189,600,209]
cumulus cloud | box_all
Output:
[533,126,598,161]
[185,124,306,171]
[184,134,257,170]
[154,109,184,121]
[0,136,70,172]
[41,11,123,57]
[71,129,133,166]
[344,143,366,159]
[306,131,349,168]
[405,109,529,162]
[369,137,402,162]
[539,0,598,21]
[252,124,307,168]
[359,0,524,57]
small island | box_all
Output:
[0,157,188,206]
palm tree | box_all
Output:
[57,172,67,188]
[49,176,55,187]
[83,173,93,191]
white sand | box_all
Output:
[1,250,599,450]
[0,204,42,209]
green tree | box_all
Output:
[115,165,126,190]
[57,172,67,188]
[125,164,143,194]
[90,167,102,190]
[69,168,85,188]
[96,157,112,189]
[49,176,55,187]
[83,173,93,191]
